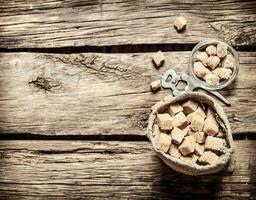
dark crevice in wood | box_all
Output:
[0,44,255,54]
[0,132,255,141]
[0,133,148,141]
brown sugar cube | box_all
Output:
[190,114,205,132]
[187,107,205,123]
[219,68,232,80]
[150,80,161,91]
[169,102,183,116]
[206,107,215,117]
[194,105,206,119]
[194,131,206,144]
[180,154,198,165]
[206,56,220,70]
[152,51,165,67]
[157,113,173,131]
[206,45,217,56]
[216,130,225,138]
[217,43,228,58]
[198,151,219,165]
[203,115,219,136]
[182,99,199,114]
[174,16,187,31]
[152,124,161,138]
[194,143,205,156]
[168,144,181,158]
[178,136,196,156]
[181,125,190,136]
[213,67,221,77]
[205,136,226,153]
[156,133,172,153]
[171,127,185,145]
[172,112,188,129]
[194,62,209,78]
[196,52,208,66]
[188,128,196,136]
[186,112,194,123]
[204,73,220,86]
[222,54,235,70]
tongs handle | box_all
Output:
[161,70,231,106]
[205,90,231,106]
[181,74,231,106]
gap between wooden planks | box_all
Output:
[0,0,256,48]
[0,51,255,137]
[0,140,255,199]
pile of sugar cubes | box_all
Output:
[152,99,227,165]
[193,43,236,86]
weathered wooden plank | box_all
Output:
[0,52,255,136]
[0,0,256,48]
[0,140,255,199]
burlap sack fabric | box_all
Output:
[147,92,235,175]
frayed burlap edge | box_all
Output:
[147,92,235,175]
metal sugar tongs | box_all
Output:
[161,69,231,106]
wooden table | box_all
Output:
[0,1,255,199]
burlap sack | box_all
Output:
[147,92,235,175]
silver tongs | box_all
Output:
[161,69,230,105]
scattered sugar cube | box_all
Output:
[205,136,226,153]
[150,80,161,91]
[204,115,219,136]
[171,127,186,145]
[190,114,205,132]
[206,45,217,56]
[206,56,220,70]
[219,68,232,80]
[180,154,198,165]
[194,131,206,144]
[174,16,187,31]
[194,143,205,156]
[204,73,220,86]
[213,67,221,77]
[179,136,196,156]
[194,62,208,78]
[172,112,188,129]
[217,43,228,58]
[157,113,173,131]
[198,151,219,165]
[196,52,208,66]
[182,99,199,114]
[168,144,181,158]
[156,133,172,153]
[169,103,183,116]
[152,124,161,138]
[152,51,165,67]
[222,54,235,69]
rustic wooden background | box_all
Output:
[0,0,255,199]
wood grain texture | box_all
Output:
[0,52,255,136]
[0,0,256,48]
[0,140,255,199]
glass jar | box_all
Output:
[189,39,239,90]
